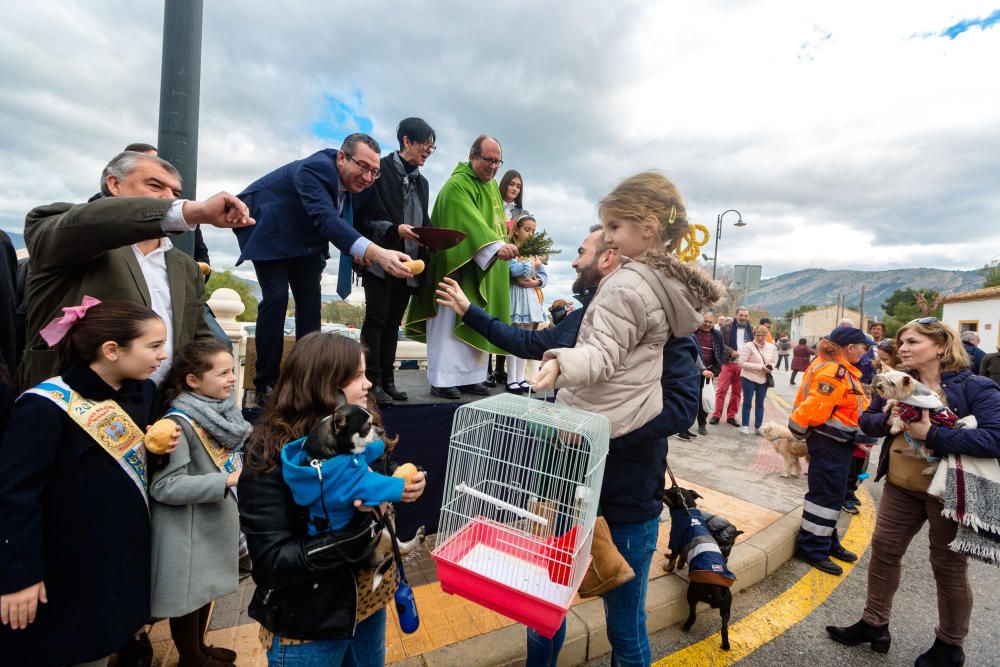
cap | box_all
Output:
[828,326,869,346]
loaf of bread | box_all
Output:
[145,419,178,455]
[403,259,425,276]
[393,463,419,485]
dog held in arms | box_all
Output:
[871,365,977,474]
[301,403,426,590]
[662,486,741,651]
[759,421,810,477]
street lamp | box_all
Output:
[712,209,746,280]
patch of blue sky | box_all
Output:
[913,9,1000,39]
[311,91,374,143]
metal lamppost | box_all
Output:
[712,209,746,280]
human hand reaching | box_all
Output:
[182,192,255,229]
[435,277,471,316]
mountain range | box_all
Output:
[746,268,983,319]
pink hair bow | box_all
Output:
[39,295,103,347]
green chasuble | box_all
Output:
[405,161,510,354]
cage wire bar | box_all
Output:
[432,394,610,637]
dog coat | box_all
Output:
[669,507,736,587]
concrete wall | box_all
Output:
[943,298,1000,352]
[790,306,868,345]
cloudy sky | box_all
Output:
[2,1,998,304]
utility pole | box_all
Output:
[859,284,866,331]
[157,0,204,258]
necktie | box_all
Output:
[336,195,354,300]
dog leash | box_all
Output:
[665,459,680,489]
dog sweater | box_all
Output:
[281,437,405,534]
[668,507,736,587]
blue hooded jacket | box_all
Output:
[281,437,405,534]
[668,507,736,586]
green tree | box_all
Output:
[784,304,818,319]
[882,288,942,336]
[322,301,366,327]
[205,269,258,322]
[980,260,1000,288]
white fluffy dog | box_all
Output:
[758,421,810,477]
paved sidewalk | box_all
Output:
[148,371,809,666]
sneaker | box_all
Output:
[740,426,751,435]
[842,500,859,515]
[754,428,764,436]
[698,425,708,435]
[676,430,696,440]
[726,418,740,427]
[709,416,720,425]
[846,491,861,505]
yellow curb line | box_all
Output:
[769,392,792,411]
[654,484,877,666]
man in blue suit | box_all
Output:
[235,133,413,397]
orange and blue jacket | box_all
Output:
[789,357,870,443]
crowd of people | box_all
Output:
[1,122,999,667]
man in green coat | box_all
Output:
[405,135,518,399]
[20,152,254,387]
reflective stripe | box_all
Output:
[688,542,723,559]
[804,500,841,520]
[801,518,835,536]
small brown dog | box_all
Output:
[758,421,809,477]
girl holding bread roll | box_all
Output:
[148,339,252,666]
[0,300,168,665]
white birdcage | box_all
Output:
[431,393,610,638]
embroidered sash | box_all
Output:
[26,376,148,506]
[164,409,242,474]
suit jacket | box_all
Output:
[235,149,369,263]
[20,197,213,387]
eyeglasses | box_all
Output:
[344,153,381,179]
[907,317,939,325]
[419,141,437,153]
[474,153,503,167]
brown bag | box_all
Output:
[355,563,397,622]
[578,517,635,598]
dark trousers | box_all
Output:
[797,432,854,561]
[252,253,326,390]
[776,354,789,370]
[361,272,413,385]
[790,369,800,383]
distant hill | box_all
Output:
[2,230,24,250]
[748,268,983,319]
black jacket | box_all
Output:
[690,327,726,375]
[238,463,363,639]
[0,362,157,665]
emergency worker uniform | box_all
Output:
[789,342,870,565]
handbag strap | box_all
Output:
[375,507,409,585]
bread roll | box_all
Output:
[145,419,177,455]
[404,259,425,276]
[393,463,419,485]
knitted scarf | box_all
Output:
[171,391,251,450]
[928,453,1000,566]
[392,151,424,288]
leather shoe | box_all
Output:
[459,383,491,396]
[506,382,527,395]
[726,418,740,427]
[709,416,720,425]
[483,373,497,388]
[830,545,858,562]
[383,383,408,401]
[430,386,461,399]
[826,618,891,653]
[915,637,965,666]
[797,550,843,575]
[370,386,394,406]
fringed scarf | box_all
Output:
[928,453,1000,565]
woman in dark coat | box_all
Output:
[790,337,814,385]
[0,302,165,665]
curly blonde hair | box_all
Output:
[598,171,689,254]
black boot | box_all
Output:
[915,638,965,666]
[826,618,891,653]
[383,382,408,401]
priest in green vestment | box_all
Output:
[405,135,518,398]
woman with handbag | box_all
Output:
[738,325,778,436]
[239,333,426,667]
[826,318,1000,666]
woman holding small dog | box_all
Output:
[239,332,426,667]
[788,326,870,576]
[827,318,1000,667]
[738,325,778,436]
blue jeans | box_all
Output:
[265,609,385,667]
[603,517,659,667]
[740,377,768,429]
[526,619,567,667]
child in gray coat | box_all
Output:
[150,340,252,666]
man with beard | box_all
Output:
[434,223,700,666]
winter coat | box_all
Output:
[791,344,814,372]
[543,255,719,438]
[281,437,404,533]
[738,341,778,385]
[149,415,240,618]
[859,368,1000,482]
[982,352,1000,383]
[963,342,986,376]
[667,507,735,586]
[0,362,157,665]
